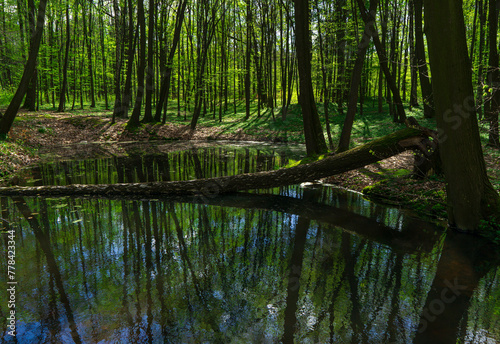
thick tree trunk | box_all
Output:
[294,0,328,156]
[0,127,429,197]
[423,0,500,232]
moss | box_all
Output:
[284,152,331,168]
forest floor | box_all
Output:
[1,105,499,223]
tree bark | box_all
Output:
[484,0,500,148]
[142,0,155,123]
[0,0,47,138]
[127,0,146,127]
[414,0,434,118]
[22,0,37,111]
[57,3,70,112]
[423,0,500,232]
[0,127,430,197]
[294,0,328,156]
[357,0,406,122]
[154,0,188,123]
[244,0,252,120]
[337,0,378,153]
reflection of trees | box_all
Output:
[24,146,290,186]
[14,197,82,344]
[414,233,500,344]
[282,188,318,343]
[2,188,499,343]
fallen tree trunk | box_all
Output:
[0,127,429,197]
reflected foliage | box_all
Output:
[1,144,499,343]
[0,185,498,343]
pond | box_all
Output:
[1,141,499,343]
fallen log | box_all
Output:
[0,127,429,197]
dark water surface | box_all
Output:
[1,142,499,343]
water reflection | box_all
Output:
[20,142,302,186]
[0,142,499,343]
[1,186,498,343]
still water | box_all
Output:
[1,142,499,343]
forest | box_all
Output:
[0,0,497,230]
[0,0,500,342]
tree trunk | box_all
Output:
[83,0,95,108]
[57,3,70,112]
[111,0,123,123]
[127,0,146,127]
[414,0,434,118]
[244,0,252,120]
[337,0,379,152]
[357,0,406,122]
[423,0,500,232]
[0,0,47,138]
[0,127,430,197]
[409,0,419,107]
[142,0,155,123]
[294,0,328,156]
[154,0,188,123]
[315,0,334,149]
[337,18,374,152]
[22,0,37,111]
[484,0,500,148]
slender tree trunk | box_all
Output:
[414,0,434,118]
[475,0,486,120]
[128,0,146,127]
[22,0,37,111]
[111,0,123,123]
[190,2,219,130]
[357,0,406,122]
[244,0,252,120]
[0,0,47,138]
[99,0,108,110]
[338,0,379,153]
[154,0,188,123]
[83,0,96,108]
[484,0,500,148]
[335,0,348,116]
[409,0,419,107]
[115,0,135,119]
[142,0,155,123]
[57,3,71,112]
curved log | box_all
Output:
[0,128,428,197]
